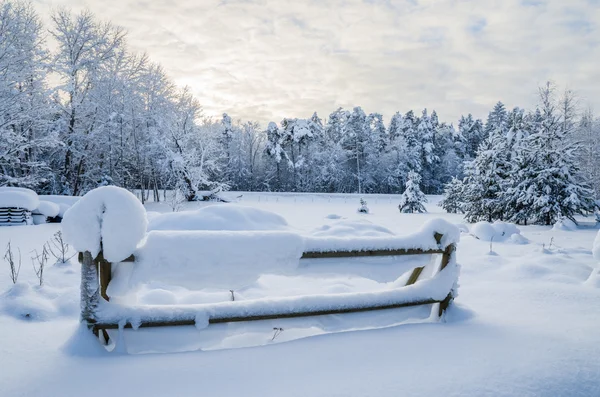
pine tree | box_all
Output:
[522,83,595,225]
[463,126,510,222]
[439,177,465,214]
[398,171,427,213]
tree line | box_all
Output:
[2,1,599,219]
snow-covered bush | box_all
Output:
[357,198,369,214]
[470,221,525,243]
[398,171,427,213]
[62,186,148,262]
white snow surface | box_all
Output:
[148,204,289,231]
[39,195,80,217]
[122,230,305,290]
[305,218,459,253]
[35,200,60,217]
[552,217,578,231]
[1,192,600,397]
[0,187,39,210]
[593,230,600,262]
[62,186,147,262]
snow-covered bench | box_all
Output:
[0,187,39,226]
[63,187,460,345]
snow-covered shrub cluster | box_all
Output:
[62,186,147,262]
[470,221,526,244]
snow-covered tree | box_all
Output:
[439,177,465,214]
[398,171,427,213]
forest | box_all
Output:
[1,1,599,224]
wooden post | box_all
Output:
[96,251,112,302]
[79,251,99,331]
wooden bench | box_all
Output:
[78,228,458,346]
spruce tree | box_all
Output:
[398,171,427,213]
[439,177,465,214]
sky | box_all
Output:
[34,0,600,126]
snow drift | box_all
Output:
[148,204,290,232]
[62,186,148,262]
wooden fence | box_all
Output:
[79,232,457,344]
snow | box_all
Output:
[552,217,578,231]
[35,200,60,217]
[39,195,80,217]
[593,230,600,262]
[470,221,525,243]
[305,218,458,253]
[1,192,600,397]
[119,230,305,291]
[0,187,39,211]
[62,186,148,262]
[148,204,289,231]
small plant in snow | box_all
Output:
[46,231,76,264]
[398,171,427,213]
[169,189,185,212]
[357,198,369,214]
[31,246,49,286]
[4,241,21,284]
[271,327,284,341]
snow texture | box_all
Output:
[98,260,459,326]
[593,230,600,262]
[311,219,394,238]
[552,217,578,231]
[305,218,459,253]
[0,187,39,210]
[470,221,523,242]
[124,231,305,290]
[39,195,80,217]
[148,204,289,231]
[35,200,60,217]
[62,186,148,262]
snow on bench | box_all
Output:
[63,187,460,345]
[0,187,39,226]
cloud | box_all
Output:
[35,0,600,125]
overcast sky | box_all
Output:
[35,0,600,125]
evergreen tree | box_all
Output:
[463,125,510,222]
[439,177,465,214]
[398,170,427,213]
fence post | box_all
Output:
[80,251,99,334]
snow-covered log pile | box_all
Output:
[63,187,460,338]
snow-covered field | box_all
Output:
[1,193,600,396]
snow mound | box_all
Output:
[470,221,524,242]
[305,218,459,253]
[62,186,148,262]
[39,195,80,217]
[0,187,39,210]
[593,230,600,262]
[552,217,578,231]
[311,219,394,238]
[35,200,60,217]
[325,214,343,220]
[118,231,305,291]
[148,204,289,232]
